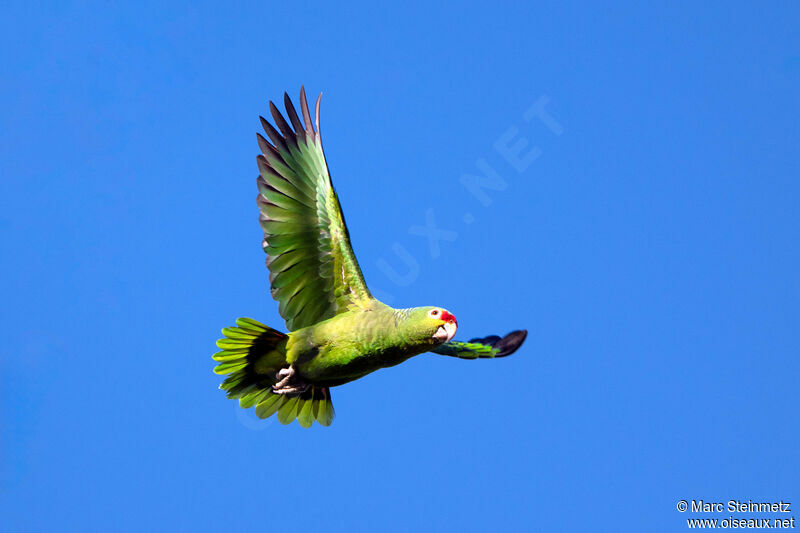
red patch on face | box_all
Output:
[440,310,457,325]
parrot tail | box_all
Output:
[213,318,335,427]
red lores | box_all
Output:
[440,310,457,325]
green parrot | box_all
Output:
[214,87,527,427]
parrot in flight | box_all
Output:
[214,87,527,427]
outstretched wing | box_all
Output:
[256,87,372,331]
[431,330,528,359]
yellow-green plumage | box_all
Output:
[214,87,527,427]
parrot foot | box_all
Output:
[274,366,295,388]
[272,365,310,396]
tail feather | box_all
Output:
[277,396,301,425]
[214,317,334,427]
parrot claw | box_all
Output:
[272,365,309,396]
[273,383,310,395]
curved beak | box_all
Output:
[433,321,458,343]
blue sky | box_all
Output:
[2,2,798,531]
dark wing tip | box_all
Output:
[283,92,306,142]
[469,334,501,345]
[493,329,528,357]
[256,153,270,174]
[299,86,315,137]
[256,132,272,156]
[269,100,297,141]
[259,113,288,152]
[465,330,527,357]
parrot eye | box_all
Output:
[428,309,440,318]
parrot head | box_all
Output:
[395,306,458,347]
[420,306,458,344]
